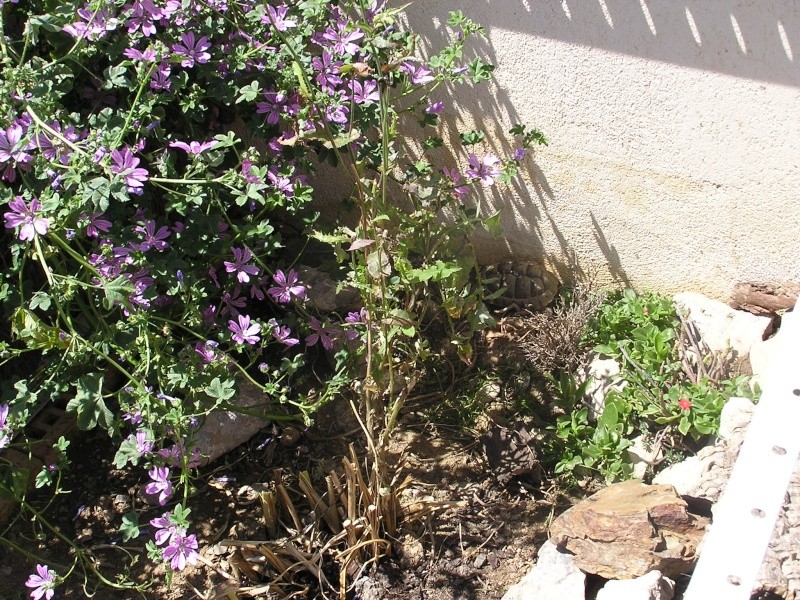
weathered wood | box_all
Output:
[730,282,799,314]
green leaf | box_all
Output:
[102,275,135,310]
[66,373,113,432]
[205,377,235,402]
[483,211,502,237]
[408,261,461,283]
[236,80,261,103]
[113,435,141,468]
[120,512,141,542]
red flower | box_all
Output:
[678,398,692,411]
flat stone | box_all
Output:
[596,570,675,600]
[549,480,708,579]
[192,379,272,466]
[501,541,585,600]
[652,448,715,497]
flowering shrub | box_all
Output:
[0,0,544,593]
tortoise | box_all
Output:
[482,261,559,313]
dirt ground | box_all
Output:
[0,392,572,600]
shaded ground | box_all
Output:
[0,393,570,599]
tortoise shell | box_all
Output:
[482,261,559,311]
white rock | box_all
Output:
[673,292,772,358]
[583,354,624,421]
[627,434,664,480]
[501,541,585,600]
[718,396,755,441]
[652,449,715,497]
[596,570,675,600]
[749,306,798,387]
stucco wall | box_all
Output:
[399,0,800,299]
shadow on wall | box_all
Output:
[445,0,800,88]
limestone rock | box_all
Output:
[717,396,755,441]
[582,354,624,421]
[627,434,664,480]
[501,541,585,600]
[652,447,715,497]
[749,306,798,388]
[596,570,675,600]
[549,480,708,579]
[673,292,772,358]
[192,379,272,466]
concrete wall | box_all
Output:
[401,0,800,299]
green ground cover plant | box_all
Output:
[546,289,753,484]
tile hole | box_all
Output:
[751,508,765,518]
[727,575,741,586]
[793,389,800,396]
[773,445,787,455]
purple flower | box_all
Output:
[25,564,56,600]
[267,167,293,196]
[132,220,171,251]
[164,531,199,571]
[344,309,365,340]
[350,79,379,104]
[426,101,444,114]
[401,62,435,85]
[0,124,34,182]
[83,211,112,237]
[305,317,340,350]
[224,247,260,283]
[157,440,202,468]
[262,4,296,31]
[123,410,143,425]
[64,7,118,41]
[35,121,81,165]
[321,22,364,56]
[311,51,343,93]
[0,403,12,449]
[4,197,50,241]
[172,32,211,68]
[145,466,173,505]
[150,62,172,90]
[441,167,469,201]
[123,46,158,61]
[169,140,215,155]
[465,154,501,187]
[125,0,162,37]
[268,319,299,347]
[220,288,247,317]
[256,89,287,126]
[228,314,261,345]
[267,269,305,304]
[194,340,219,363]
[135,430,154,456]
[512,147,526,161]
[151,512,180,546]
[110,147,148,194]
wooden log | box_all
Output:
[730,282,799,314]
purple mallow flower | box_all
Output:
[268,319,299,347]
[465,153,501,187]
[441,167,469,201]
[164,530,199,571]
[224,247,260,283]
[344,309,366,341]
[0,403,12,449]
[262,4,296,31]
[172,32,211,68]
[229,314,261,345]
[132,220,170,251]
[0,124,34,182]
[320,22,364,56]
[157,440,202,468]
[63,6,118,40]
[401,62,435,85]
[311,51,343,93]
[82,211,112,237]
[513,147,526,161]
[306,317,340,350]
[25,564,56,600]
[145,466,173,505]
[4,197,50,241]
[194,340,219,363]
[426,101,444,114]
[134,430,154,456]
[110,147,148,194]
[267,269,305,304]
[350,79,379,104]
[169,139,215,155]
